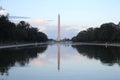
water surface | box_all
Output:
[0,43,120,80]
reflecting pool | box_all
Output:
[0,43,120,80]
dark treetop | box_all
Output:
[0,15,48,43]
[72,22,120,42]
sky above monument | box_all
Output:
[1,0,120,39]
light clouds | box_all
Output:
[2,0,120,39]
[41,24,80,39]
[13,18,81,39]
[0,9,7,15]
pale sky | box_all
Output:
[1,0,120,39]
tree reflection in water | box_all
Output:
[0,45,47,75]
[72,45,120,66]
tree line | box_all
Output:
[0,15,48,43]
[72,22,120,42]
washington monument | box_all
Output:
[57,14,60,41]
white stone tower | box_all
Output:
[57,14,60,41]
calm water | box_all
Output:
[0,43,120,80]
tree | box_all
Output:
[0,15,48,43]
[72,22,120,42]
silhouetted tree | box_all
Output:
[0,15,48,43]
[72,22,120,42]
